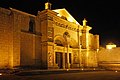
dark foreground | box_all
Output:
[0,70,120,80]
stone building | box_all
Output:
[0,2,99,69]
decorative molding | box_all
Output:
[53,20,77,31]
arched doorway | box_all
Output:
[54,36,65,68]
[54,34,78,69]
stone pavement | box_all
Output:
[0,68,105,76]
[13,68,105,76]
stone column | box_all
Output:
[66,45,70,69]
[53,44,58,68]
[62,50,65,69]
[86,50,89,67]
[77,25,82,68]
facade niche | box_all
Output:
[61,16,67,20]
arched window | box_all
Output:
[29,19,35,32]
[55,39,63,46]
[63,32,70,38]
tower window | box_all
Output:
[29,19,35,32]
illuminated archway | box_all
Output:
[54,34,78,48]
[54,35,66,46]
[69,38,78,48]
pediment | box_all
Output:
[53,8,79,25]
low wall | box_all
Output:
[98,61,120,70]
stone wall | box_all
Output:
[98,47,120,70]
[0,8,13,68]
[98,48,120,62]
[0,7,21,68]
[20,32,35,66]
[81,50,98,67]
[12,10,21,68]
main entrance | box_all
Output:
[55,52,72,69]
[55,52,63,69]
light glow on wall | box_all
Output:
[107,46,112,49]
[0,73,2,76]
[106,43,116,49]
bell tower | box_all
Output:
[45,1,52,10]
[83,18,87,26]
[81,18,92,49]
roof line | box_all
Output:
[9,7,36,17]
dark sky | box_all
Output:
[0,0,120,47]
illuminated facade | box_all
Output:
[0,2,99,69]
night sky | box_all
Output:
[0,0,120,47]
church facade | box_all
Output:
[0,2,99,69]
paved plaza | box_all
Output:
[0,70,120,80]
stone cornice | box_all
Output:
[10,7,36,17]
